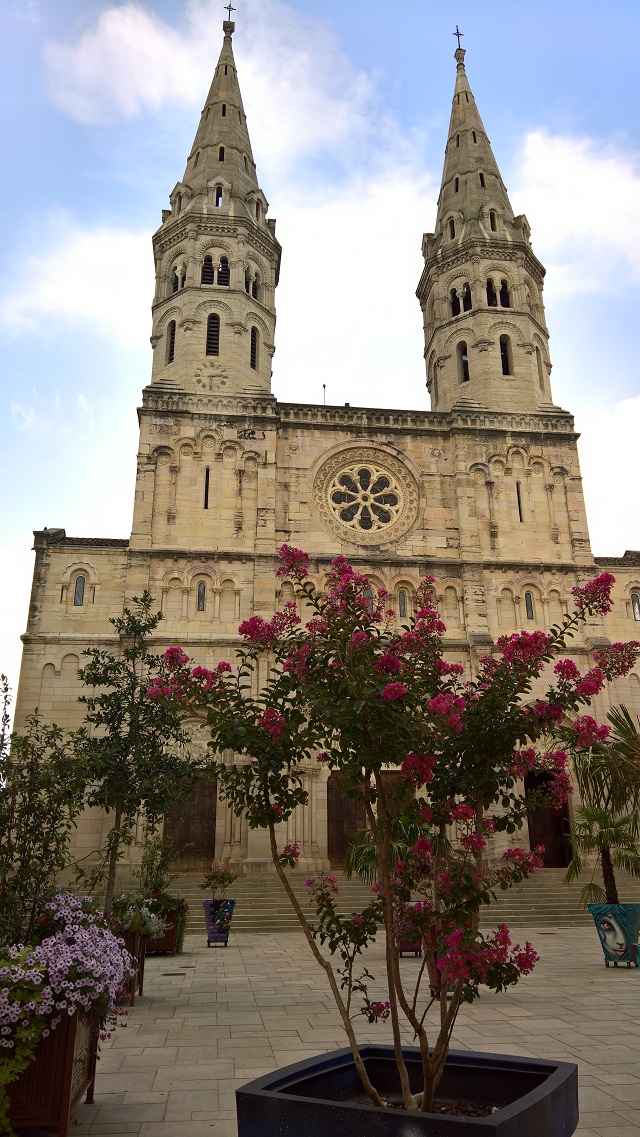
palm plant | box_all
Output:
[344,818,422,886]
[565,705,640,905]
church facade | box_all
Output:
[14,21,640,877]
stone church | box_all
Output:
[14,20,640,878]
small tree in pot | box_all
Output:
[149,548,638,1126]
[200,861,242,946]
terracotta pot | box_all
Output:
[8,1013,97,1137]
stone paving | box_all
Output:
[68,927,640,1137]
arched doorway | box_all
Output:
[525,772,571,868]
[165,777,217,871]
[327,773,367,867]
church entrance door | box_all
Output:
[327,773,367,867]
[524,773,571,868]
[165,777,217,871]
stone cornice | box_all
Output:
[153,212,279,264]
[417,239,546,298]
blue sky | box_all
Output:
[2,0,640,696]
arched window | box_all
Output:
[486,278,498,307]
[472,130,477,143]
[193,151,200,168]
[499,279,510,308]
[172,268,179,293]
[457,341,470,382]
[166,321,176,364]
[255,201,261,222]
[243,155,248,170]
[206,313,220,356]
[500,589,516,628]
[632,593,640,622]
[204,467,210,510]
[536,347,545,390]
[398,589,407,619]
[197,582,206,612]
[215,185,223,207]
[500,335,512,376]
[456,133,460,147]
[245,269,250,293]
[448,219,456,239]
[489,210,497,232]
[221,103,226,117]
[250,326,259,370]
[479,172,485,188]
[201,255,214,284]
[217,256,230,286]
[251,273,260,300]
[462,283,472,311]
[73,575,85,607]
[454,177,459,193]
[180,267,186,289]
[219,146,225,162]
[175,193,182,213]
[524,591,535,620]
[219,581,235,622]
[450,288,460,317]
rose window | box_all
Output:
[328,463,403,532]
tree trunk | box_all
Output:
[600,845,619,904]
[103,809,122,916]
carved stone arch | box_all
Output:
[156,306,183,333]
[196,426,223,452]
[173,435,196,455]
[443,326,478,354]
[198,238,233,259]
[220,439,243,460]
[161,570,186,587]
[444,268,472,292]
[168,247,189,271]
[625,579,640,597]
[193,298,234,322]
[61,559,98,585]
[186,567,215,591]
[550,465,569,478]
[487,318,526,345]
[151,445,175,465]
[241,449,261,468]
[243,252,268,277]
[244,310,270,339]
[469,461,491,479]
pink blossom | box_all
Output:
[306,618,328,635]
[412,837,432,856]
[571,572,616,616]
[164,646,189,669]
[452,804,475,822]
[483,818,496,835]
[283,644,311,678]
[374,653,404,675]
[282,842,300,860]
[509,748,536,779]
[570,714,611,748]
[497,630,552,668]
[427,693,466,733]
[381,682,408,701]
[593,641,640,681]
[276,544,310,580]
[352,914,363,927]
[369,1000,391,1021]
[528,700,564,724]
[554,659,580,683]
[401,753,435,786]
[351,631,369,648]
[575,668,605,698]
[419,805,433,822]
[461,833,486,852]
[258,708,286,741]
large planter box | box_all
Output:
[203,898,236,946]
[588,902,640,966]
[145,908,180,955]
[236,1045,578,1137]
[8,1012,97,1137]
[119,929,141,1005]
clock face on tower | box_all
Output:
[313,447,419,546]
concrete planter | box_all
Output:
[203,898,236,946]
[8,1013,97,1137]
[236,1045,578,1137]
[588,902,640,967]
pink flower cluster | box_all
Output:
[276,544,310,580]
[509,748,536,779]
[239,602,301,646]
[501,847,545,873]
[374,653,404,675]
[283,643,311,678]
[570,714,611,748]
[282,842,300,861]
[436,924,538,985]
[400,753,435,787]
[369,1000,392,1021]
[571,572,616,616]
[461,833,486,852]
[593,641,640,681]
[258,708,286,741]
[497,630,552,668]
[412,837,433,857]
[536,750,573,809]
[427,693,466,734]
[381,682,408,702]
[527,699,564,725]
[451,803,475,822]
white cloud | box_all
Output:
[576,396,640,555]
[11,387,95,436]
[511,130,640,298]
[1,219,153,349]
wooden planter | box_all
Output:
[119,930,145,1005]
[8,1012,97,1137]
[145,908,180,955]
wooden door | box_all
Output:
[327,773,367,866]
[165,778,217,871]
[525,773,571,868]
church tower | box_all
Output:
[417,47,554,414]
[149,17,280,400]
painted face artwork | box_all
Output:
[588,903,640,965]
[595,911,627,959]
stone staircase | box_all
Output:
[175,868,640,935]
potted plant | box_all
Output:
[150,548,639,1133]
[200,860,242,946]
[563,703,640,967]
[109,895,167,1000]
[133,833,189,955]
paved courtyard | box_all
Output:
[69,927,640,1137]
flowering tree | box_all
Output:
[149,549,638,1113]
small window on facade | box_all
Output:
[525,591,535,620]
[73,576,85,607]
[462,283,472,311]
[224,64,228,75]
[215,185,223,207]
[166,321,176,364]
[197,582,206,612]
[255,201,261,222]
[250,326,259,370]
[194,151,200,167]
[448,219,456,239]
[479,172,485,187]
[456,133,460,147]
[500,335,511,376]
[516,481,524,522]
[217,256,230,286]
[454,177,459,193]
[244,269,251,293]
[398,590,407,619]
[172,269,179,293]
[536,346,545,390]
[221,103,226,117]
[243,156,248,170]
[632,593,640,621]
[486,278,498,307]
[219,146,225,161]
[489,210,497,231]
[175,193,182,213]
[251,273,260,300]
[458,340,470,382]
[472,130,477,142]
[206,313,220,356]
[201,255,214,284]
[465,91,469,102]
[450,288,460,317]
[500,279,510,307]
[180,268,186,289]
[204,467,210,509]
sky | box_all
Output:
[2,0,640,697]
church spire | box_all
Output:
[417,45,555,415]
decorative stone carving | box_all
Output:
[314,448,419,546]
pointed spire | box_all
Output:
[181,18,259,201]
[433,47,517,248]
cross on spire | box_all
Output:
[225,3,236,20]
[453,25,463,48]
